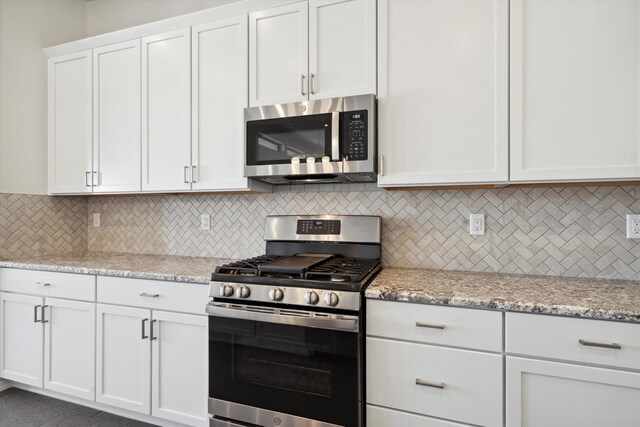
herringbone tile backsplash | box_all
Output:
[0,194,87,260]
[88,185,640,280]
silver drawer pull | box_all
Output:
[579,339,621,350]
[35,282,51,287]
[416,321,445,330]
[416,378,445,389]
[140,293,160,298]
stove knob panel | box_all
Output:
[304,291,319,305]
[237,286,251,299]
[324,292,339,307]
[220,284,234,298]
[269,288,284,301]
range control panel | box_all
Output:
[296,219,341,235]
[341,110,368,161]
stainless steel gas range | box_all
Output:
[206,215,382,427]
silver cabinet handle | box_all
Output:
[150,319,157,341]
[34,305,41,323]
[191,165,197,183]
[579,339,621,350]
[35,282,51,287]
[379,154,384,176]
[93,171,99,187]
[141,318,148,339]
[41,305,49,324]
[183,166,189,183]
[85,171,91,187]
[416,378,445,389]
[416,321,445,330]
[310,73,316,94]
[301,74,306,96]
[140,293,159,298]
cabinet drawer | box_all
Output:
[366,337,503,427]
[367,406,467,427]
[97,276,209,315]
[0,268,95,301]
[366,299,502,352]
[506,312,640,371]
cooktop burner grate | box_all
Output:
[215,255,283,276]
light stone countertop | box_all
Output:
[0,252,236,284]
[366,268,640,322]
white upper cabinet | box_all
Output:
[192,17,251,191]
[377,0,508,187]
[142,28,192,192]
[48,50,93,194]
[250,0,377,107]
[510,0,640,182]
[93,40,141,193]
[309,0,376,99]
[250,2,309,106]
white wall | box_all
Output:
[86,0,239,36]
[0,0,87,195]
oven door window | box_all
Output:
[209,315,360,426]
[246,113,333,165]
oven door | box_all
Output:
[207,303,361,427]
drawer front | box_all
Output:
[506,312,640,370]
[366,337,503,427]
[0,268,95,301]
[367,406,467,427]
[366,299,503,352]
[97,276,209,314]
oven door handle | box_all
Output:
[206,304,359,333]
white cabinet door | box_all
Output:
[0,293,43,387]
[93,40,141,193]
[43,298,95,400]
[510,0,640,182]
[506,356,640,427]
[192,17,250,191]
[151,311,208,427]
[377,0,508,187]
[309,0,376,99]
[142,28,192,192]
[96,304,151,414]
[48,50,93,194]
[249,2,308,106]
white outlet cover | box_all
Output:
[200,214,211,231]
[469,213,485,236]
[93,213,100,228]
[627,214,640,239]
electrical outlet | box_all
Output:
[627,215,640,239]
[93,213,101,228]
[469,213,485,236]
[200,214,211,231]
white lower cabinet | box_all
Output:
[96,304,151,413]
[506,356,640,427]
[96,303,208,427]
[0,292,95,399]
[366,300,504,427]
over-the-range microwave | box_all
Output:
[244,94,376,184]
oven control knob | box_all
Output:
[321,156,330,163]
[306,156,316,164]
[237,286,251,299]
[269,288,284,301]
[324,292,339,307]
[304,291,319,305]
[220,284,234,298]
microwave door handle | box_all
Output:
[331,111,340,161]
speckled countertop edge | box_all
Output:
[0,252,236,285]
[365,268,640,323]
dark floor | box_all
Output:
[0,388,157,427]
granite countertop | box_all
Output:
[0,252,235,284]
[366,268,640,322]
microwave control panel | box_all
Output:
[341,110,368,161]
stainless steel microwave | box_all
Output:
[244,94,376,184]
